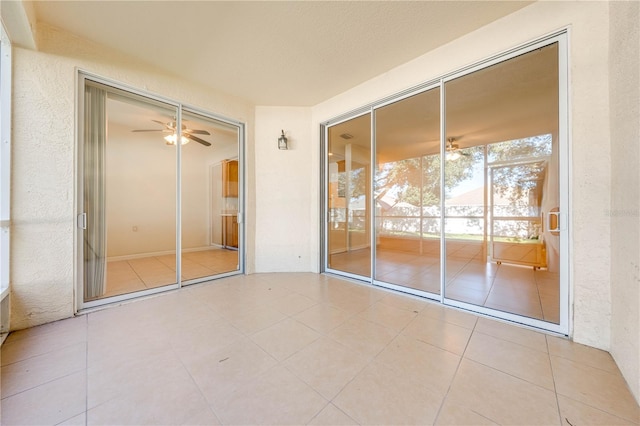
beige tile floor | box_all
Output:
[2,273,638,425]
[330,239,560,323]
[99,248,238,300]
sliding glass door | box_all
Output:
[322,34,568,333]
[83,82,179,302]
[443,42,563,324]
[181,111,240,281]
[79,75,243,308]
[373,88,441,295]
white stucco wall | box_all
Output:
[311,2,612,348]
[254,106,317,273]
[10,23,253,329]
[609,1,640,402]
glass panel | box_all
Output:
[327,114,371,278]
[487,135,552,163]
[444,42,560,324]
[444,147,487,285]
[84,82,178,302]
[374,88,440,294]
[181,111,239,281]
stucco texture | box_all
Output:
[609,0,640,402]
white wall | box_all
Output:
[105,122,229,258]
[10,23,253,329]
[106,124,177,257]
[254,106,316,272]
[311,2,612,348]
[609,1,640,402]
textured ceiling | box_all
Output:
[33,1,532,106]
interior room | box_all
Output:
[84,82,241,302]
[0,1,638,425]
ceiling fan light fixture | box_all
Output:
[164,134,190,145]
[445,137,461,160]
[446,151,461,161]
[134,119,211,147]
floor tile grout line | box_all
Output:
[547,350,626,376]
[0,337,89,368]
[307,402,359,426]
[0,339,88,380]
[321,346,379,424]
[124,259,148,289]
[481,262,498,305]
[1,325,86,347]
[546,334,565,426]
[546,353,640,422]
[432,313,480,424]
[463,354,559,394]
[280,283,396,400]
[472,328,550,354]
[173,345,225,426]
[0,366,87,402]
[278,362,334,424]
[555,391,640,424]
[533,268,548,324]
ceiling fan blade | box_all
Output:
[185,134,211,146]
[151,119,169,127]
[132,129,173,133]
[186,129,211,135]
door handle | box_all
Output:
[77,213,87,230]
[547,207,560,236]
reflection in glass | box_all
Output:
[444,146,486,286]
[84,83,179,302]
[327,114,371,277]
[374,88,440,294]
[487,134,552,163]
[181,111,239,282]
[444,43,560,323]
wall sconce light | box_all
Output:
[278,130,288,150]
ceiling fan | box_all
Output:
[445,137,468,160]
[132,119,212,146]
